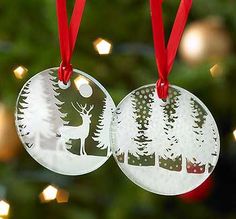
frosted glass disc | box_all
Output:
[111,84,220,195]
[16,68,115,175]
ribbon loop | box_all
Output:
[56,0,86,84]
[150,0,192,99]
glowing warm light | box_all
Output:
[0,104,5,137]
[13,66,28,79]
[56,189,69,203]
[210,64,223,77]
[233,129,236,141]
[181,29,204,60]
[93,38,112,55]
[40,185,58,202]
[74,76,89,90]
[0,200,10,217]
[40,186,69,204]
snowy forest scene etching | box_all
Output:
[16,68,115,175]
[111,84,220,195]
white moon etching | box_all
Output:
[79,83,93,98]
[111,84,220,195]
[15,68,115,176]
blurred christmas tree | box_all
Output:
[0,0,236,219]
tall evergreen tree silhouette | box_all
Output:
[17,75,54,148]
[93,96,114,156]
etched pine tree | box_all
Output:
[112,108,124,162]
[132,87,153,165]
[93,96,114,156]
[160,88,182,170]
[115,94,138,164]
[177,96,207,174]
[190,98,207,173]
[17,81,33,147]
[129,132,146,165]
[46,71,70,149]
[47,71,68,127]
[177,95,197,173]
[17,75,54,148]
[207,123,219,172]
[128,141,145,161]
[196,116,218,174]
[146,90,167,167]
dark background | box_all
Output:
[0,0,236,219]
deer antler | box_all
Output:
[71,102,83,114]
[86,105,94,114]
[76,103,88,114]
[72,102,94,115]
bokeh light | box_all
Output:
[13,66,28,79]
[93,38,112,55]
[210,64,223,77]
[0,200,10,217]
[56,189,69,203]
[233,129,236,141]
[39,185,58,203]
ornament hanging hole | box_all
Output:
[58,80,71,90]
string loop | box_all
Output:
[150,0,192,99]
[56,0,86,84]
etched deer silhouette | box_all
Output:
[58,103,94,155]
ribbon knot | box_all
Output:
[156,79,169,99]
[58,62,73,84]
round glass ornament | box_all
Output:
[111,84,220,195]
[16,68,115,175]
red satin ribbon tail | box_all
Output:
[150,0,192,99]
[56,0,86,84]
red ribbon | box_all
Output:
[150,0,192,99]
[56,0,86,84]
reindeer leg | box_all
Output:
[82,138,87,155]
[80,138,83,155]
